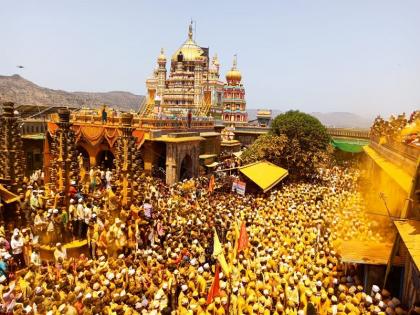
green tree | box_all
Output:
[241,134,288,166]
[242,110,332,178]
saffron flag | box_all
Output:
[212,228,230,277]
[206,264,220,304]
[208,175,215,193]
[237,222,249,253]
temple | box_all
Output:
[143,22,224,118]
[222,55,248,124]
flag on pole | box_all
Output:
[206,264,221,304]
[231,220,240,265]
[212,228,230,277]
[237,222,249,253]
[208,175,215,193]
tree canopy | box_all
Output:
[242,110,332,178]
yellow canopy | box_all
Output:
[335,240,399,265]
[363,146,412,194]
[394,220,420,270]
[0,184,20,204]
[239,161,288,192]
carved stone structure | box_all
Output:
[162,133,202,185]
[0,102,26,188]
[48,108,79,206]
[113,113,139,206]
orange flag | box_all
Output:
[237,222,249,253]
[208,175,215,193]
[206,264,221,304]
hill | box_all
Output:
[0,74,145,112]
[247,109,372,128]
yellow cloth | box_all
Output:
[213,228,230,277]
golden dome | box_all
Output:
[226,55,242,83]
[171,22,204,62]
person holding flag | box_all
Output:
[237,221,249,254]
[212,228,230,278]
[208,174,215,194]
[206,264,221,305]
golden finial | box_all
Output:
[188,20,193,40]
[232,54,237,70]
[160,47,164,55]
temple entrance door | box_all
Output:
[179,154,193,181]
[76,145,90,170]
[97,150,115,170]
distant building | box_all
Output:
[256,109,272,127]
[222,55,248,125]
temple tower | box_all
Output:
[0,102,26,188]
[157,48,167,99]
[222,55,248,124]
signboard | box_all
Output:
[232,180,246,195]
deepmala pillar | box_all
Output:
[48,108,79,206]
[114,113,138,207]
[0,102,26,189]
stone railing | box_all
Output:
[370,136,419,162]
[49,113,215,131]
[327,128,370,139]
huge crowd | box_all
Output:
[0,164,419,315]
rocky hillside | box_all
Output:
[0,74,145,111]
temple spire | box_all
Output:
[188,20,193,40]
[232,54,237,70]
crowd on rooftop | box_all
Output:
[370,111,420,146]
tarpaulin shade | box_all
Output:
[332,139,369,153]
[239,161,288,192]
[335,240,398,265]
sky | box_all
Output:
[1,0,419,118]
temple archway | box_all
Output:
[96,150,115,170]
[179,154,193,181]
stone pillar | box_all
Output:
[165,143,178,185]
[143,142,155,175]
[48,108,79,207]
[0,102,26,189]
[114,113,139,207]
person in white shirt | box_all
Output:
[105,169,112,189]
[53,243,67,262]
[68,199,77,239]
[76,199,84,239]
[10,229,25,268]
[82,203,92,238]
[30,248,41,267]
